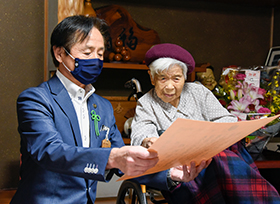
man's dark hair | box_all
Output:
[50,15,109,67]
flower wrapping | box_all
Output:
[213,65,280,153]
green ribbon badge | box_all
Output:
[91,110,101,136]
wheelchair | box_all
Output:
[116,180,168,204]
[119,83,168,203]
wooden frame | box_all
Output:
[44,0,59,81]
[265,46,280,66]
[44,0,48,81]
[44,0,84,81]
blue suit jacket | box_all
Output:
[11,75,126,203]
[11,75,169,203]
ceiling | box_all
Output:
[203,0,280,7]
[105,0,280,8]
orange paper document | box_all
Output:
[118,114,280,181]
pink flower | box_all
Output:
[236,81,264,101]
[253,99,262,111]
[257,107,271,114]
[247,88,264,101]
[258,88,266,95]
[227,97,251,112]
[235,81,244,89]
[235,73,246,80]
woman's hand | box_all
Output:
[141,137,158,148]
[170,158,212,182]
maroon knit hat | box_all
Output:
[145,43,195,75]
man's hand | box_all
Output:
[106,146,159,176]
[141,137,158,148]
[170,159,212,182]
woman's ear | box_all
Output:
[148,70,155,86]
[53,46,63,63]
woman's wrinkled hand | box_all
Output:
[170,158,212,183]
[141,137,158,148]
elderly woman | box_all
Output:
[131,43,280,203]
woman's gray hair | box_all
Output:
[148,58,188,80]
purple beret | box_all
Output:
[145,43,195,75]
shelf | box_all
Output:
[103,62,208,82]
[103,96,137,137]
[251,150,280,169]
[103,62,148,70]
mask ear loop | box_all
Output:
[63,47,75,60]
[61,47,76,73]
[62,62,72,73]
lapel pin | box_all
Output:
[91,110,101,136]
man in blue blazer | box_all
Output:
[10,16,159,204]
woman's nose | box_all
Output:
[165,81,174,89]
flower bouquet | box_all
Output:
[213,66,280,154]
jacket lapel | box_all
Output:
[47,75,83,146]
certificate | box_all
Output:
[118,114,279,181]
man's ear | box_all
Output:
[53,46,63,63]
[148,70,155,86]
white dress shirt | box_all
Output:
[56,70,95,147]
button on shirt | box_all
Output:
[56,70,95,147]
